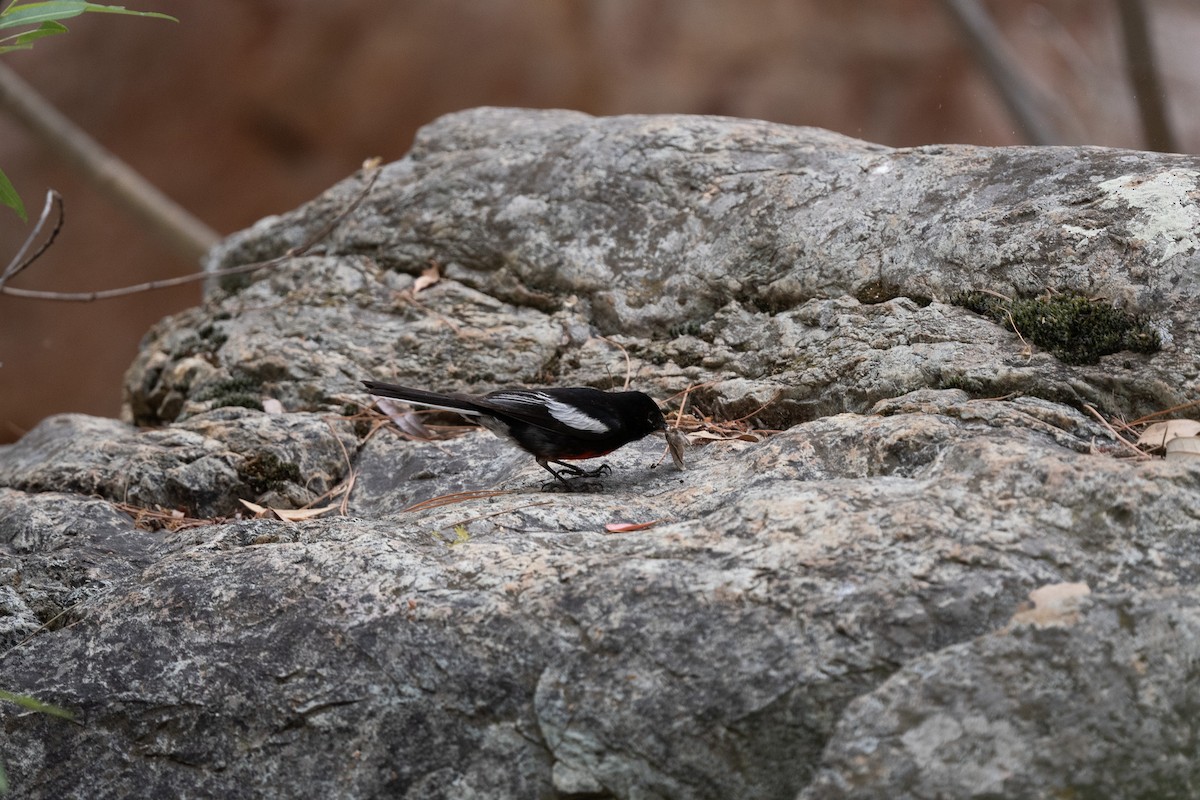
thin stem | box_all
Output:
[0,61,219,262]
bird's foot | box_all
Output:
[539,462,613,491]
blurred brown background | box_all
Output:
[2,0,1198,442]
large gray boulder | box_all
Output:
[3,108,1200,799]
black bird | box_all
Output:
[362,380,668,485]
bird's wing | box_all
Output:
[477,390,616,437]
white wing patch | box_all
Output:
[489,391,612,433]
[543,395,610,433]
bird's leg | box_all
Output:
[550,460,612,479]
[537,459,612,490]
[538,459,573,485]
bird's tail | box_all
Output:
[361,380,484,417]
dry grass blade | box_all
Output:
[595,336,634,390]
[1128,399,1200,426]
[321,417,358,514]
[0,601,85,664]
[403,489,517,514]
[1081,403,1151,459]
[604,519,663,533]
[110,501,228,532]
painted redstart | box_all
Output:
[363,380,668,485]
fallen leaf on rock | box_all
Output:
[1166,436,1200,460]
[1137,420,1200,451]
[376,398,436,439]
[239,499,337,523]
[605,520,662,533]
[412,262,441,296]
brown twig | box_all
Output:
[1081,403,1151,458]
[111,501,224,531]
[1,189,63,286]
[1126,399,1200,427]
[1114,0,1177,152]
[0,601,84,664]
[939,0,1061,145]
[1004,309,1033,358]
[0,61,218,261]
[0,159,383,302]
[403,489,517,514]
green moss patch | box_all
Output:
[957,291,1160,365]
[241,452,302,495]
[195,375,264,411]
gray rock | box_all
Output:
[0,409,357,518]
[4,109,1200,799]
[801,590,1200,800]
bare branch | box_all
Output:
[0,161,384,302]
[1114,0,1177,153]
[1,189,62,286]
[0,62,219,262]
[939,0,1062,146]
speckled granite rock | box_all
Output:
[4,108,1200,799]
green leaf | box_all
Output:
[77,3,176,22]
[0,2,176,30]
[0,18,67,49]
[0,167,26,222]
[0,688,75,719]
[0,2,90,30]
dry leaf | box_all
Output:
[240,499,269,516]
[238,499,337,523]
[376,398,436,439]
[411,263,441,296]
[1166,436,1200,460]
[1137,420,1200,450]
[665,428,687,469]
[605,520,662,533]
[272,506,338,522]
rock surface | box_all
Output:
[4,108,1200,799]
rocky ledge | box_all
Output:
[3,108,1200,799]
